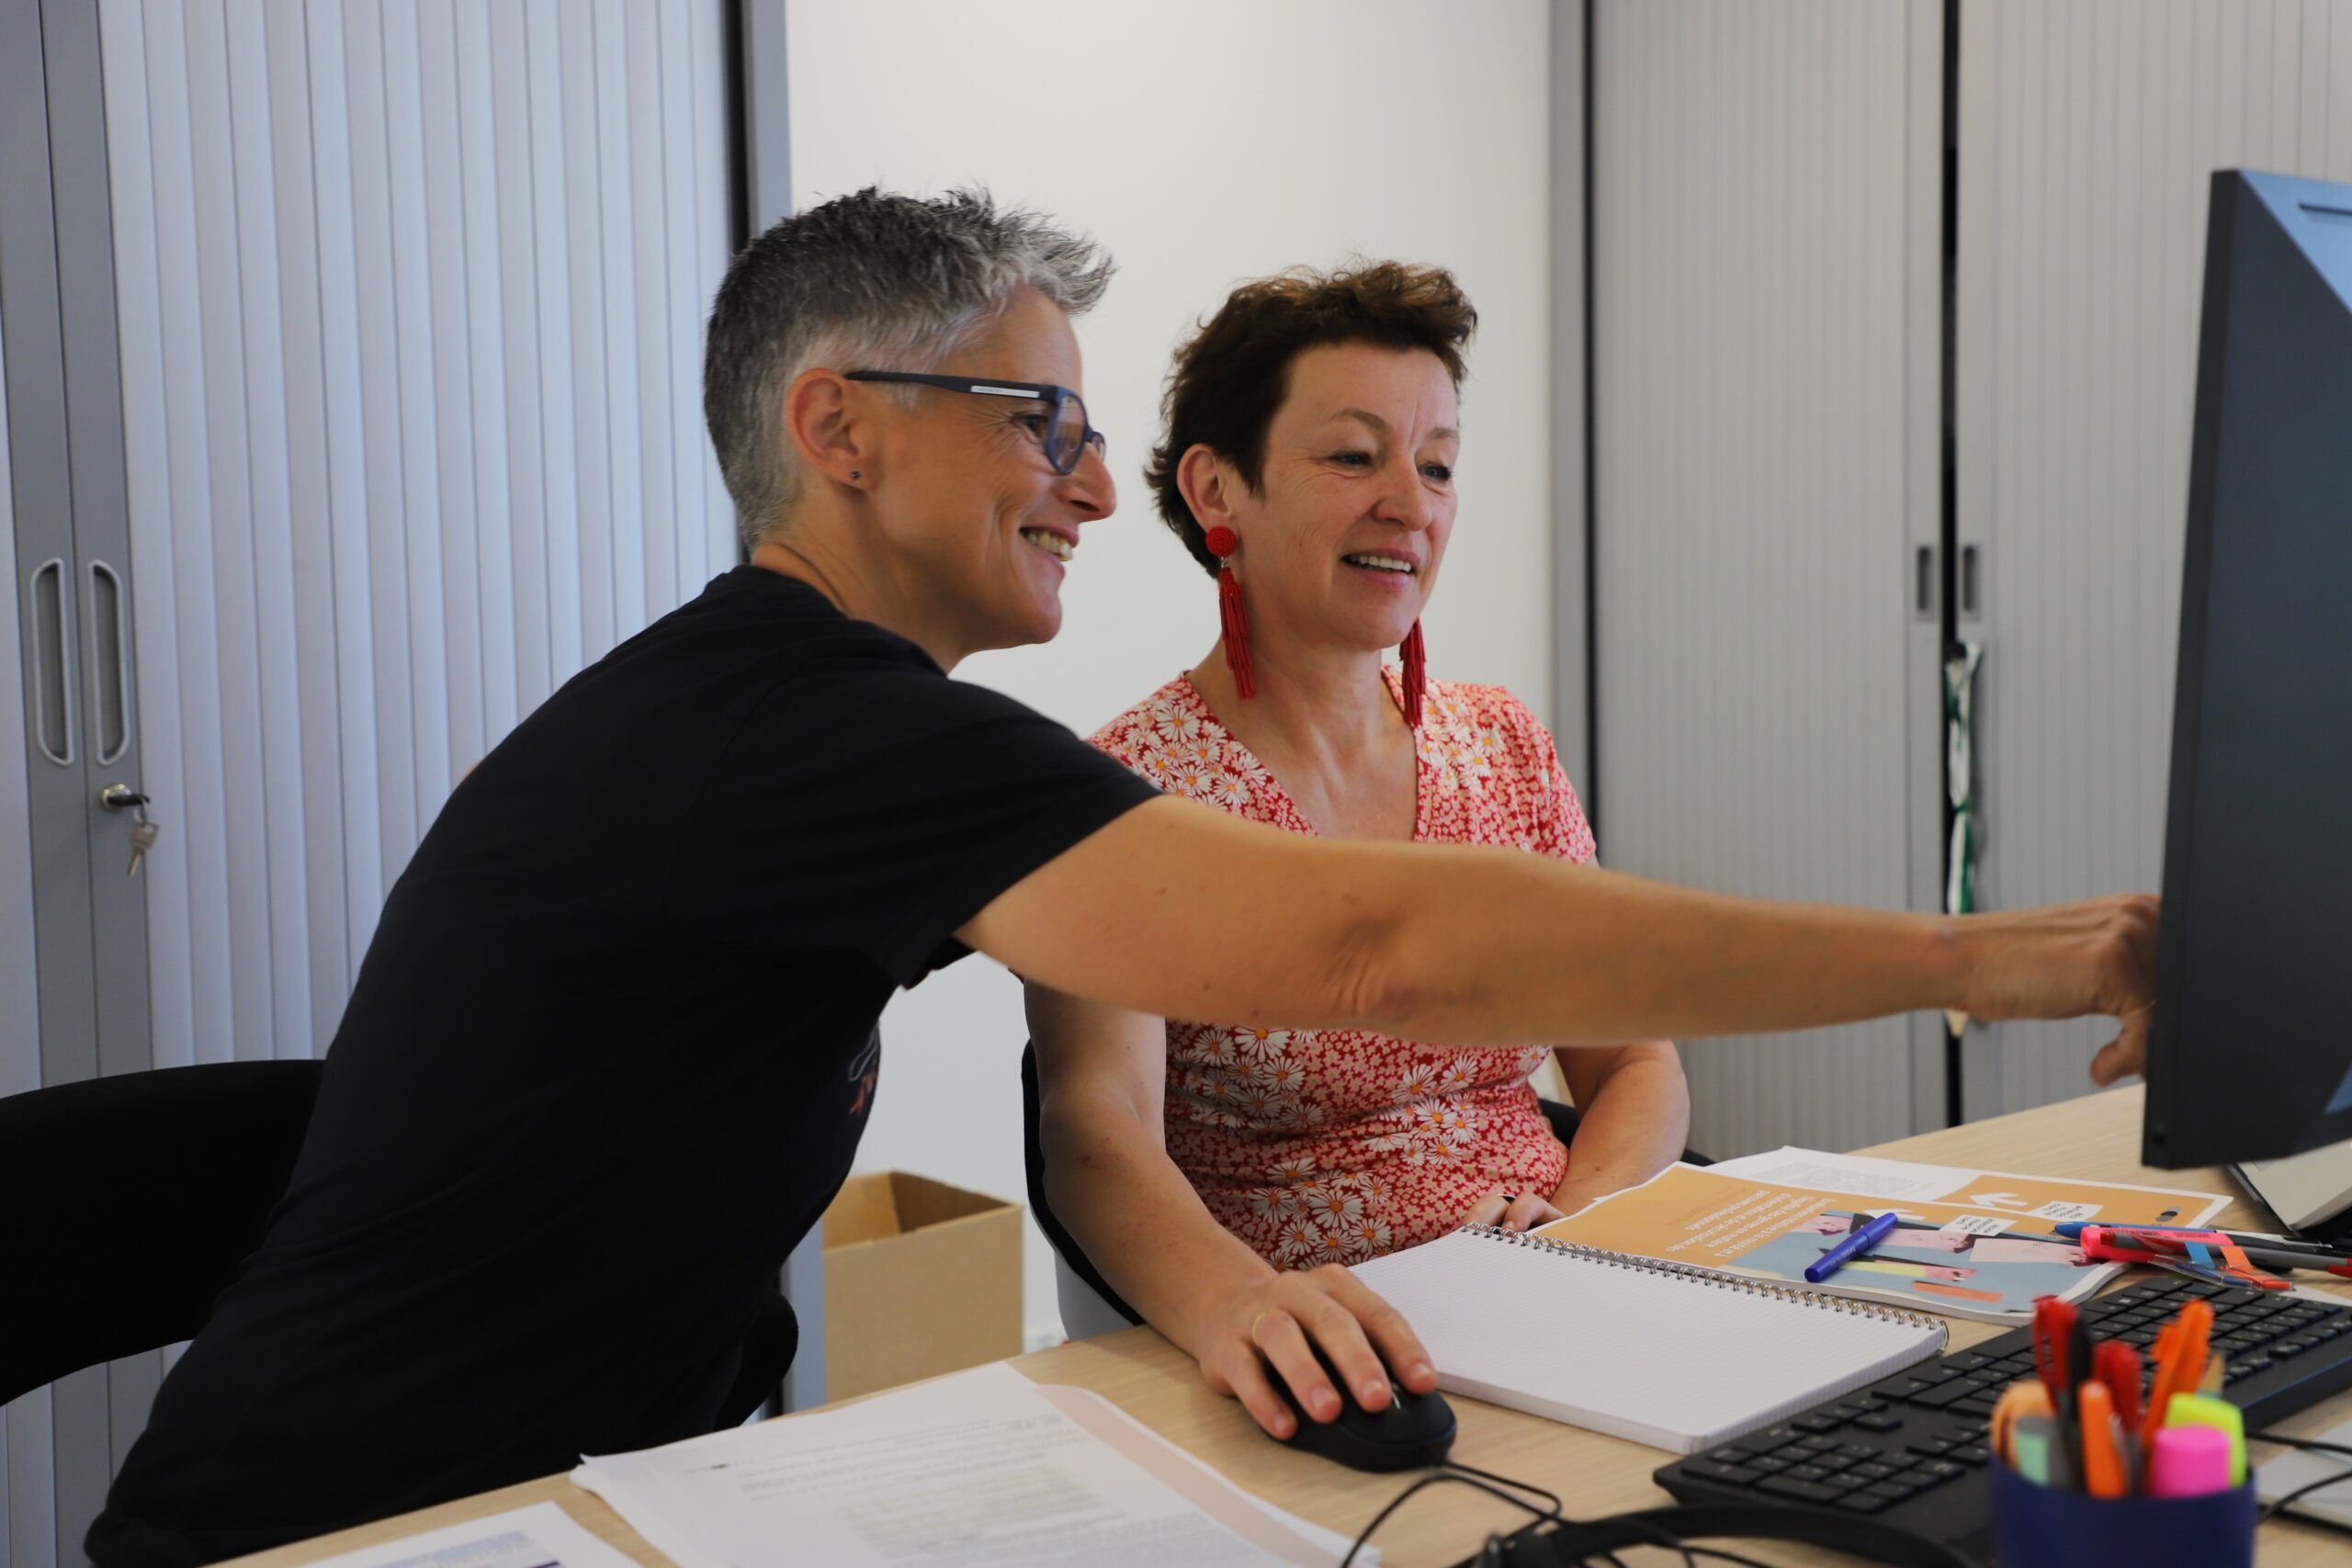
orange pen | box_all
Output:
[2142,1298,2212,1448]
[2078,1382,2129,1497]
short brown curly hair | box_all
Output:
[1147,261,1478,577]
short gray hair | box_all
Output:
[704,186,1115,544]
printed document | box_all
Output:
[283,1502,640,1568]
[573,1361,1369,1567]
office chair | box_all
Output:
[1021,1042,1710,1341]
[2,1060,327,1406]
[0,1061,792,1427]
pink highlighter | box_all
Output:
[2145,1424,2234,1498]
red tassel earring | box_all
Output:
[1204,526,1255,698]
[1401,619,1427,728]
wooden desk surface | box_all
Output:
[227,1087,2352,1567]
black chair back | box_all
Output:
[0,1060,323,1406]
[0,1059,797,1431]
[1020,1043,1144,1325]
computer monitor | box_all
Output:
[2143,169,2352,1168]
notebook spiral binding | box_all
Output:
[1460,1224,1946,1333]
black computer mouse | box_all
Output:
[1271,1348,1457,1472]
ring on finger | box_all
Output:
[1249,1311,1272,1349]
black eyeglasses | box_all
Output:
[844,372,1107,476]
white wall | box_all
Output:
[786,0,1557,1344]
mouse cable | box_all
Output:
[1440,1469,1796,1568]
[1340,1466,1600,1568]
[1531,1514,1768,1568]
[2246,1427,2352,1526]
[1441,1460,1566,1526]
[1343,1461,1733,1568]
[2246,1429,2352,1462]
[1439,1464,1634,1568]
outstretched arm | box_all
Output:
[965,797,2154,1077]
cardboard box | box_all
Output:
[820,1171,1024,1400]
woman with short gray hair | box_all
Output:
[704,186,1114,544]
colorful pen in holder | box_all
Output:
[1990,1292,2257,1566]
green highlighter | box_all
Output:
[2010,1416,2059,1485]
[2164,1393,2246,1484]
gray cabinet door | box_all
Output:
[3,175,62,1568]
[5,2,160,1562]
[1952,0,2352,1117]
[1589,0,1948,1159]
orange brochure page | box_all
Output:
[1532,1156,2229,1325]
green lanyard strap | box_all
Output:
[1943,641,1983,1036]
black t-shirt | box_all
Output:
[89,567,1159,1567]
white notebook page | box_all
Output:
[1351,1228,1947,1453]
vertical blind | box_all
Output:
[96,0,738,1068]
[1956,0,2352,1115]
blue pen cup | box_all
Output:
[1989,1457,2255,1567]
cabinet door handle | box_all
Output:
[1915,544,1937,620]
[88,560,130,763]
[1959,544,1983,621]
[29,557,76,765]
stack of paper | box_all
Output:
[571,1362,1370,1567]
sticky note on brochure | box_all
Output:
[1534,1148,2229,1325]
[1939,1214,2015,1238]
[1971,1235,2080,1264]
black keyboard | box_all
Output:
[1653,1275,2352,1564]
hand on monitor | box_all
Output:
[1956,893,2158,1087]
[2087,1022,2146,1088]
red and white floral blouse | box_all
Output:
[1088,670,1599,1269]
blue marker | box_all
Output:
[1806,1210,1903,1283]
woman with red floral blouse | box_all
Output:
[1029,262,1691,1433]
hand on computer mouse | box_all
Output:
[1183,1263,1438,1440]
[1266,1341,1456,1472]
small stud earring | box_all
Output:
[849,469,862,480]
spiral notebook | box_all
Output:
[1350,1225,1948,1453]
